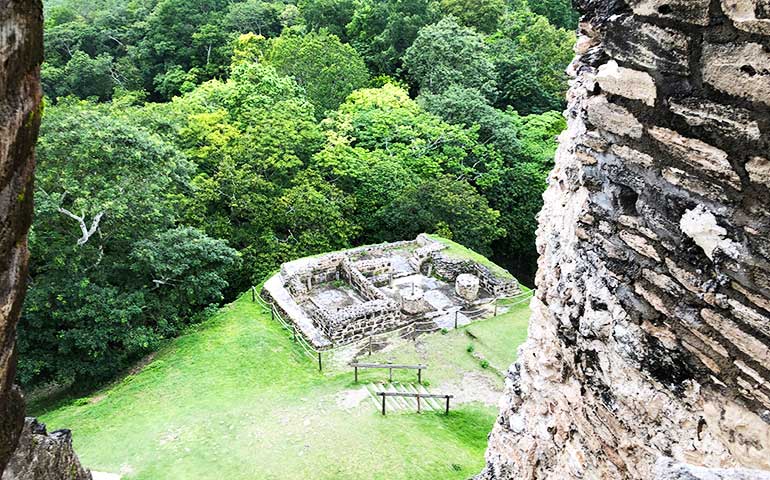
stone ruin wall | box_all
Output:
[429,255,521,298]
[480,1,770,479]
[302,258,402,345]
[316,300,404,345]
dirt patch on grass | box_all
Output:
[442,372,502,407]
[335,387,370,410]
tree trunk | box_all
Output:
[0,0,44,474]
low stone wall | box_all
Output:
[352,258,392,276]
[340,259,387,301]
[474,265,521,297]
[321,300,403,344]
[430,253,521,297]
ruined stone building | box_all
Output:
[480,0,770,478]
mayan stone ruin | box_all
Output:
[263,234,521,348]
[479,1,770,479]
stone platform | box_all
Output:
[262,234,521,349]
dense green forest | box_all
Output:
[22,0,576,388]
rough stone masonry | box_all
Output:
[480,1,770,479]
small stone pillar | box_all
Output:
[455,274,480,301]
[402,288,425,314]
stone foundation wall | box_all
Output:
[429,254,520,297]
[481,1,770,479]
[339,259,388,301]
[321,300,403,344]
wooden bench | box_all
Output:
[375,391,454,415]
[350,362,427,384]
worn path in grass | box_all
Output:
[33,292,530,480]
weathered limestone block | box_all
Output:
[627,0,711,25]
[479,2,770,478]
[605,15,690,76]
[656,457,770,479]
[455,274,480,301]
[747,158,770,186]
[595,60,657,106]
[648,127,741,190]
[703,43,770,106]
[722,0,770,34]
[2,419,91,480]
[587,95,644,138]
[669,98,762,142]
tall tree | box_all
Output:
[20,99,238,386]
[489,8,574,114]
[376,175,504,256]
[439,0,506,33]
[267,30,369,118]
[300,0,355,41]
[403,17,497,100]
[346,0,439,76]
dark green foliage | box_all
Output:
[439,0,506,33]
[489,8,575,114]
[481,163,548,279]
[300,0,355,41]
[376,175,504,257]
[20,100,238,387]
[419,86,520,159]
[346,0,440,76]
[529,0,580,31]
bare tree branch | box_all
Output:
[58,208,105,246]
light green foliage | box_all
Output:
[313,84,503,245]
[403,17,497,100]
[490,7,575,114]
[31,293,531,479]
[267,30,369,117]
[319,84,499,179]
[511,110,565,166]
[347,0,439,76]
[439,0,506,33]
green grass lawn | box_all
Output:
[33,292,530,479]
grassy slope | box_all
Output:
[34,293,531,480]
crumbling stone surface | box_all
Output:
[0,1,43,475]
[479,1,770,478]
[2,419,91,480]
